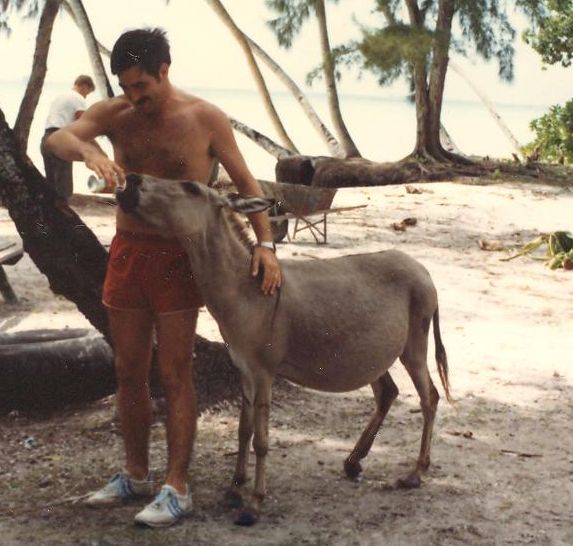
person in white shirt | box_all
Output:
[40,75,95,203]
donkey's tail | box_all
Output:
[433,307,453,404]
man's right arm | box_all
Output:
[46,101,125,186]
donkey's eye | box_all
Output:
[181,181,201,195]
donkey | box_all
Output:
[116,173,452,526]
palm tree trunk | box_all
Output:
[428,0,455,152]
[244,35,344,158]
[428,0,472,163]
[63,0,113,98]
[376,3,460,157]
[440,123,464,155]
[1,108,110,337]
[229,117,293,159]
[448,59,522,155]
[406,0,431,157]
[12,0,61,153]
[405,0,458,162]
[204,0,298,153]
[411,58,436,158]
[314,0,360,158]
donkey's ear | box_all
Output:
[225,193,275,214]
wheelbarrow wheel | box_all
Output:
[271,218,289,243]
[269,204,289,243]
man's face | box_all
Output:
[118,64,167,114]
[76,83,94,98]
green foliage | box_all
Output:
[504,231,573,270]
[265,0,346,88]
[306,43,362,86]
[356,0,546,86]
[524,0,573,67]
[265,0,314,48]
[0,0,42,35]
[524,2,573,164]
[358,23,434,85]
[524,100,573,163]
[265,0,340,49]
[455,0,517,80]
[1,0,41,12]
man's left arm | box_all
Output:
[207,106,281,296]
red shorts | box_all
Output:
[103,230,204,313]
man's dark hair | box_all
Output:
[110,27,171,79]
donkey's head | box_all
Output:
[116,173,274,236]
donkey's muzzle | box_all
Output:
[116,173,142,213]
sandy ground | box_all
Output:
[0,179,572,545]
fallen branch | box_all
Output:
[500,449,542,458]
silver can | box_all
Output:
[87,175,107,193]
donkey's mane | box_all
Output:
[224,208,255,250]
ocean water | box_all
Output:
[0,80,550,191]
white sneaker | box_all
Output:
[134,484,192,528]
[85,472,155,507]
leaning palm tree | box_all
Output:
[4,0,61,152]
[205,0,343,158]
[267,0,361,158]
[63,0,113,98]
[5,0,113,154]
[313,0,360,157]
[204,0,298,153]
[246,34,344,158]
[448,59,522,156]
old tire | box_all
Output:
[0,328,115,413]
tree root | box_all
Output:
[274,152,573,189]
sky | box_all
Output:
[1,0,573,108]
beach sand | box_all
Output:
[0,179,571,545]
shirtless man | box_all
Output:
[46,28,281,528]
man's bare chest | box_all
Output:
[110,116,211,179]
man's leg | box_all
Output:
[155,309,199,494]
[41,134,74,214]
[108,306,155,480]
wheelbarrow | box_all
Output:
[257,180,366,244]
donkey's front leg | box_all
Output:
[226,375,255,508]
[235,371,273,526]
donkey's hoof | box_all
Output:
[344,459,363,480]
[396,473,422,489]
[224,488,244,509]
[234,508,259,526]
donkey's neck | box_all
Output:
[177,213,255,319]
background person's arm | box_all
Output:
[46,102,125,187]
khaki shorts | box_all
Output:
[103,230,204,313]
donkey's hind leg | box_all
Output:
[398,333,439,488]
[344,371,399,479]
